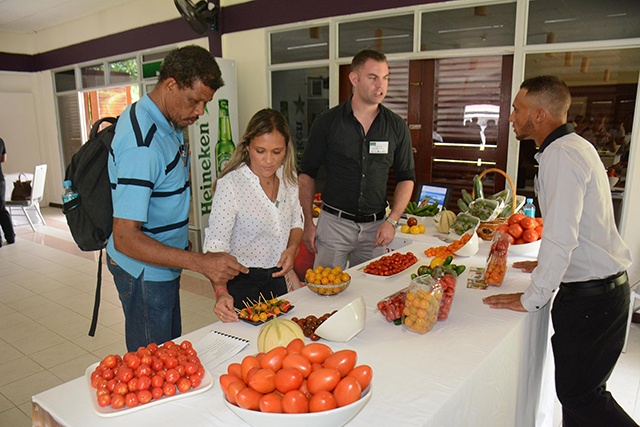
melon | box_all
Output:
[257,317,305,353]
[433,209,456,233]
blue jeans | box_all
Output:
[107,256,181,351]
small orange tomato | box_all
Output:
[274,367,304,394]
[286,338,305,355]
[508,223,524,239]
[323,350,357,378]
[219,374,243,394]
[235,387,263,410]
[347,365,373,390]
[508,213,525,225]
[226,382,246,405]
[282,354,312,378]
[522,228,539,243]
[309,390,338,412]
[259,392,283,413]
[248,368,276,394]
[260,346,287,371]
[227,363,242,379]
[241,355,261,383]
[307,368,341,394]
[333,376,362,407]
[520,216,537,230]
[281,390,309,413]
[301,343,333,364]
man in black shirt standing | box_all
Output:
[299,50,415,269]
[0,137,16,247]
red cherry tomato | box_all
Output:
[508,223,524,239]
[136,375,151,391]
[137,389,153,405]
[274,367,304,394]
[309,390,338,412]
[111,394,125,409]
[347,365,373,390]
[125,392,139,408]
[307,368,341,394]
[333,376,362,407]
[227,363,242,379]
[522,228,539,243]
[151,387,164,400]
[165,368,180,384]
[162,382,176,397]
[117,367,133,383]
[176,377,192,393]
[282,354,312,378]
[235,387,263,410]
[226,382,246,405]
[323,350,357,378]
[520,216,537,229]
[301,343,333,364]
[189,375,202,388]
[260,346,287,371]
[241,355,261,383]
[259,392,283,413]
[248,368,276,394]
[185,362,198,376]
[286,338,305,355]
[281,390,309,414]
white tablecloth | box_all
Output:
[32,233,555,427]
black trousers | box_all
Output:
[227,267,287,311]
[0,180,15,242]
[551,277,637,427]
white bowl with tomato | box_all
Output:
[498,213,543,256]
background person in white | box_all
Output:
[203,109,303,322]
[483,76,635,426]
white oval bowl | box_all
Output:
[454,229,479,257]
[509,239,541,257]
[224,384,372,427]
[314,296,366,342]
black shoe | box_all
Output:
[6,236,15,244]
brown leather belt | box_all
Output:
[560,271,627,296]
[322,204,385,223]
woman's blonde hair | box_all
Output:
[212,108,297,193]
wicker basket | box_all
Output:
[472,168,516,241]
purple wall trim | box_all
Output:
[222,0,442,33]
[1,0,443,73]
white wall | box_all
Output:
[222,28,269,132]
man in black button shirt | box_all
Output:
[299,50,415,269]
[0,137,16,247]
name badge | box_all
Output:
[369,141,389,154]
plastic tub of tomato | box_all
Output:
[220,341,373,427]
[430,267,458,320]
[401,274,443,334]
[305,265,351,296]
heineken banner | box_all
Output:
[188,58,239,252]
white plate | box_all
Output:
[360,261,416,279]
[85,362,214,417]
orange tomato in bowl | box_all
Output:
[522,228,539,243]
[508,223,524,239]
[508,213,525,225]
[520,216,537,229]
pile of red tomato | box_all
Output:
[363,251,418,276]
[497,213,544,245]
[220,338,372,413]
[89,340,205,409]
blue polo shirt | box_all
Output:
[107,94,190,281]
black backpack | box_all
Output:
[63,103,142,336]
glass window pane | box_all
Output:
[57,93,82,168]
[527,0,640,44]
[270,26,329,65]
[81,64,105,88]
[109,58,138,84]
[421,3,516,51]
[339,15,413,58]
[271,67,329,164]
[54,69,76,92]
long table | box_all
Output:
[32,234,555,426]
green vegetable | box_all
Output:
[417,265,429,276]
[454,264,467,275]
[461,189,474,205]
[473,174,484,199]
[457,199,469,212]
[393,318,403,325]
[411,273,417,280]
[443,255,453,266]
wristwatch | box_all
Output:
[385,217,398,227]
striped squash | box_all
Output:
[257,317,305,353]
[433,210,456,233]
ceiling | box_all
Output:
[0,0,134,33]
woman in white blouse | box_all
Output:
[203,109,303,322]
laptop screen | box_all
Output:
[415,183,452,212]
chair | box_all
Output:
[623,284,640,353]
[7,164,47,232]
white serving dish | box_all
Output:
[453,229,479,257]
[315,296,366,342]
[85,363,214,417]
[224,384,372,427]
[509,239,541,257]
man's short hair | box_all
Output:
[520,75,571,119]
[350,49,387,73]
[159,45,224,91]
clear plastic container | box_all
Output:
[401,275,443,334]
[483,231,511,287]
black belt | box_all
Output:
[322,204,386,223]
[560,271,627,296]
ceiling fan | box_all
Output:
[174,0,219,34]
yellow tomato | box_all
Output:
[417,224,426,233]
[400,224,410,234]
[409,225,420,235]
[429,257,445,269]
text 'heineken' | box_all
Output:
[216,99,235,176]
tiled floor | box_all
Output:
[0,207,638,427]
[0,207,220,426]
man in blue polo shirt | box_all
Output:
[107,46,248,351]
